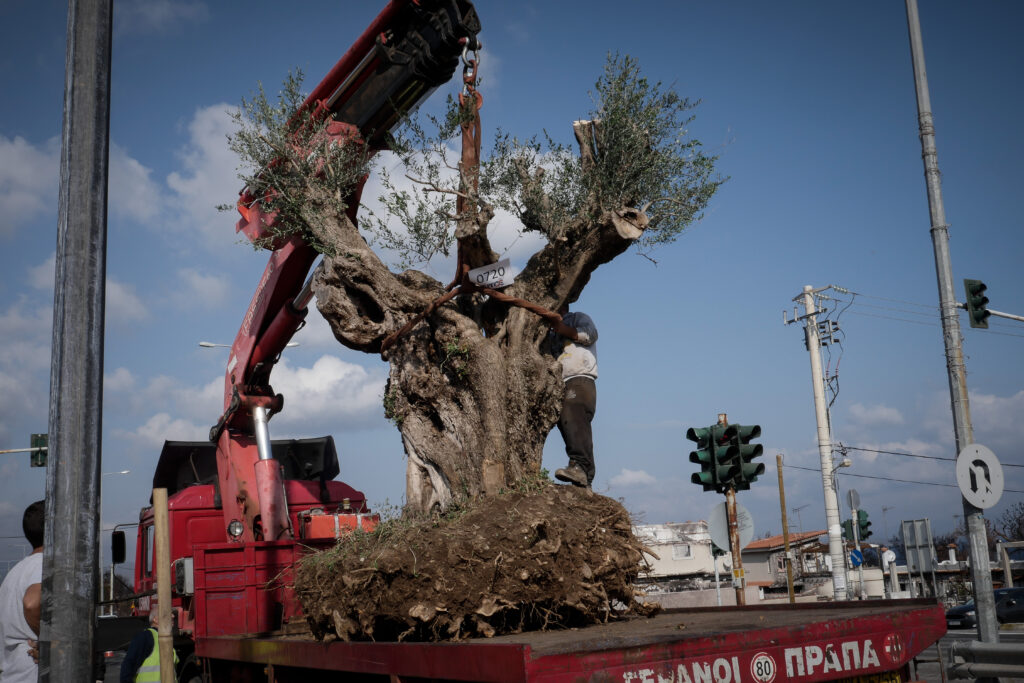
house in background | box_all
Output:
[633,522,726,591]
[740,530,834,597]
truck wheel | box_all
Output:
[178,654,205,683]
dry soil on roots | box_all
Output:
[295,481,658,642]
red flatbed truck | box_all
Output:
[118,1,947,680]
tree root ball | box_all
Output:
[295,482,659,642]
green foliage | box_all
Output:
[482,53,723,252]
[383,387,404,426]
[221,70,371,254]
[439,338,470,380]
[360,95,476,269]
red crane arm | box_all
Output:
[212,0,480,543]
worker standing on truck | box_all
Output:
[0,500,44,683]
[548,303,599,489]
[120,611,178,682]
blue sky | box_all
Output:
[1,1,1022,572]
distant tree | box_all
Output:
[995,502,1024,542]
[226,54,723,513]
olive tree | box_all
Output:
[226,55,722,513]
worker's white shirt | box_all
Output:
[0,552,41,683]
[557,312,598,381]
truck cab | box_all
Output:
[133,436,375,639]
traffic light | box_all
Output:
[687,424,734,493]
[711,542,727,558]
[841,519,855,542]
[724,423,764,490]
[30,433,47,468]
[857,509,872,540]
[964,279,991,329]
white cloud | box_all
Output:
[28,253,55,290]
[968,389,1024,457]
[114,412,207,449]
[0,135,59,234]
[292,307,341,348]
[106,279,148,323]
[848,402,904,427]
[104,367,136,393]
[109,143,162,222]
[172,268,230,309]
[134,374,221,423]
[115,0,209,34]
[271,355,385,430]
[165,104,243,247]
[0,303,52,441]
[609,468,657,487]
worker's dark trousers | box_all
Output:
[557,376,596,484]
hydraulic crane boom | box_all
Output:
[210,0,480,543]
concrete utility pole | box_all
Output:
[41,1,112,680]
[905,0,997,644]
[794,286,848,601]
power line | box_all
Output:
[783,464,1024,493]
[842,444,1024,469]
[847,310,941,328]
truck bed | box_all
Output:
[196,598,946,682]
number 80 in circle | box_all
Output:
[750,652,776,683]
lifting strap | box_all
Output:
[380,41,562,355]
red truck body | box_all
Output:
[192,602,945,682]
[126,1,947,680]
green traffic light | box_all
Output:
[30,433,47,468]
[841,519,854,542]
[722,423,763,487]
[857,509,873,540]
[963,279,991,329]
[687,424,733,492]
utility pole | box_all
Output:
[905,0,997,644]
[789,286,848,601]
[776,455,795,603]
[41,1,112,680]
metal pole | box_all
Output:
[726,487,746,606]
[852,506,865,599]
[153,489,175,683]
[777,455,796,603]
[799,286,848,600]
[905,0,997,644]
[41,0,112,680]
[713,557,722,607]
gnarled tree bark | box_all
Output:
[310,119,645,514]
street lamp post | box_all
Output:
[102,469,130,616]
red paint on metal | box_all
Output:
[193,602,945,682]
[254,459,289,541]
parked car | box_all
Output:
[945,587,1024,629]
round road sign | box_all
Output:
[707,501,754,552]
[956,444,1003,509]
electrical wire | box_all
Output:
[841,444,1024,469]
[784,464,1024,493]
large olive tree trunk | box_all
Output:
[309,120,646,513]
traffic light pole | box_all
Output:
[725,487,746,606]
[851,506,865,599]
[905,0,998,644]
[798,286,849,601]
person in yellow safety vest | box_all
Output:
[120,611,179,682]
